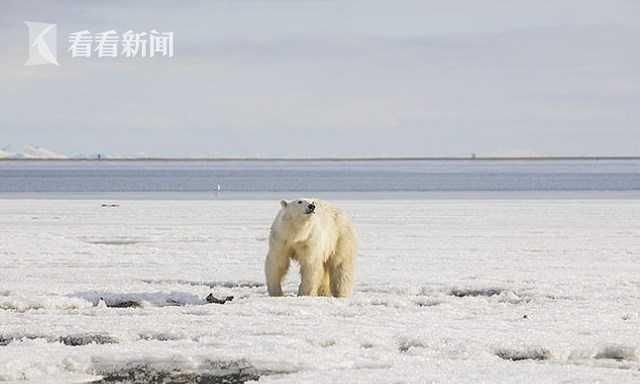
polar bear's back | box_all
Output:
[314,199,354,234]
[314,200,357,260]
[332,202,355,237]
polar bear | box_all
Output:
[265,198,357,297]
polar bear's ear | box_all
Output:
[280,200,288,208]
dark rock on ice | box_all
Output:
[206,294,234,304]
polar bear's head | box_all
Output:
[280,198,316,221]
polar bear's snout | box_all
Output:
[305,203,316,214]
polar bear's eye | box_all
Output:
[297,200,302,204]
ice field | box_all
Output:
[1,199,639,383]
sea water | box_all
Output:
[0,159,639,199]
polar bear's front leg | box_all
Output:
[298,259,325,296]
[265,247,290,297]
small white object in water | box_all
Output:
[216,184,221,192]
[96,298,108,309]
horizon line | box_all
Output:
[1,156,640,162]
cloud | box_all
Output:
[1,0,639,157]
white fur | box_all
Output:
[265,198,357,297]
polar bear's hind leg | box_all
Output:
[329,233,356,297]
[265,248,290,296]
[317,267,332,296]
[329,261,353,297]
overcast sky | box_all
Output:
[1,0,639,157]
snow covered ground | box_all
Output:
[1,199,639,383]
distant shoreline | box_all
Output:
[0,156,639,162]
